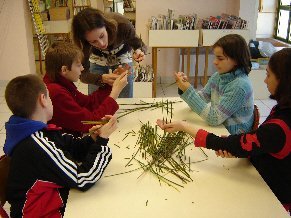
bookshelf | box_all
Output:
[123,0,135,26]
[73,0,91,15]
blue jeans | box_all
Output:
[89,63,133,98]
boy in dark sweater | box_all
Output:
[4,74,116,217]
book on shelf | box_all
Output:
[73,0,90,6]
[123,0,134,9]
[73,0,90,15]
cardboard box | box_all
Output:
[49,7,70,21]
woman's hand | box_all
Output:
[90,115,117,140]
[133,49,145,62]
[174,72,191,92]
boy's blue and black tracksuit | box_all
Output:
[4,115,112,217]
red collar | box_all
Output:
[46,124,62,131]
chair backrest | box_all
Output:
[252,104,260,131]
[0,205,9,218]
[0,155,10,207]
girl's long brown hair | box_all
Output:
[268,48,291,108]
[213,34,251,74]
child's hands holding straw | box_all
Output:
[156,119,186,133]
[156,119,199,138]
[215,150,235,158]
[110,71,128,99]
[101,74,119,86]
[174,72,191,92]
[89,115,117,140]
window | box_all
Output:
[275,0,291,43]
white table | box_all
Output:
[65,97,289,218]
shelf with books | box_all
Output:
[73,0,91,15]
[123,0,135,25]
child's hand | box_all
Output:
[110,71,128,99]
[113,64,131,75]
[156,119,186,133]
[102,73,119,86]
[157,119,199,138]
[89,124,103,141]
[98,115,117,139]
[90,115,117,140]
[133,49,145,62]
[174,72,191,92]
[215,150,235,158]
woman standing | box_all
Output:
[72,8,146,97]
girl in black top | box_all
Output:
[157,48,291,214]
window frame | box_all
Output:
[274,0,291,44]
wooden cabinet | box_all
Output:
[148,30,199,47]
[201,29,250,46]
[149,30,200,96]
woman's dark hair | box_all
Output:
[268,48,291,108]
[213,34,251,75]
[72,8,117,50]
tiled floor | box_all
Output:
[0,79,276,214]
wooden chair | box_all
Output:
[0,155,10,218]
[252,104,260,131]
[0,205,9,218]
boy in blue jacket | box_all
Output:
[4,74,116,217]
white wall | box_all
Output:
[136,0,240,46]
[249,69,269,99]
[0,0,36,81]
[135,0,256,82]
[0,0,264,83]
[256,0,277,38]
[91,0,104,9]
[239,0,259,40]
